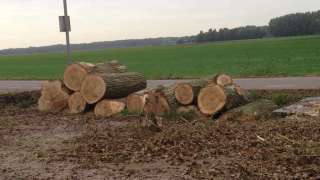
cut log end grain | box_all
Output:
[80,75,106,104]
[215,74,233,87]
[144,92,170,116]
[94,100,126,118]
[38,80,70,112]
[197,85,227,115]
[63,63,94,91]
[68,92,87,114]
[174,83,194,105]
[127,93,148,114]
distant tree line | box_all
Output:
[195,10,320,43]
[269,10,320,36]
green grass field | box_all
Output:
[0,35,319,80]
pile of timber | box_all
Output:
[38,60,250,119]
[139,74,249,118]
[38,60,147,117]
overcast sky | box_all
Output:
[0,0,320,49]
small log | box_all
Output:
[127,93,148,114]
[94,99,126,118]
[81,72,147,104]
[214,74,233,87]
[38,80,70,112]
[220,99,278,122]
[63,61,127,91]
[68,92,88,114]
[197,85,246,116]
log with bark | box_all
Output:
[174,75,217,105]
[94,99,126,118]
[38,80,70,112]
[220,99,278,122]
[144,86,179,116]
[63,61,127,91]
[197,84,247,116]
[127,92,148,114]
[68,92,89,114]
[81,72,147,104]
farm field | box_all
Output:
[0,35,319,80]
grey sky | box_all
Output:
[1,0,320,49]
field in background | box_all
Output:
[0,35,319,80]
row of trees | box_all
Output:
[269,10,320,36]
[195,10,320,43]
[196,26,269,43]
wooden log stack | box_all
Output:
[38,61,249,120]
[39,60,146,117]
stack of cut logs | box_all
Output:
[38,60,249,118]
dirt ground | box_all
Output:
[0,91,320,179]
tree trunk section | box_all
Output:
[220,99,278,122]
[81,72,147,104]
[38,80,70,112]
[63,62,95,91]
[127,93,148,114]
[197,84,246,116]
[68,92,88,114]
[94,99,126,118]
[63,61,127,91]
[174,75,216,105]
[144,86,179,116]
[214,74,233,87]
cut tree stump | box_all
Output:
[127,93,148,114]
[214,74,233,87]
[220,99,278,122]
[81,72,147,104]
[63,61,127,91]
[68,92,88,114]
[38,80,70,112]
[197,84,246,116]
[94,99,126,118]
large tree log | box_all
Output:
[68,92,88,114]
[63,61,127,91]
[197,84,246,116]
[214,74,233,87]
[127,92,148,114]
[38,80,70,112]
[144,86,179,116]
[63,62,95,91]
[220,99,278,122]
[81,72,147,104]
[94,99,126,118]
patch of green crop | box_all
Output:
[0,35,319,79]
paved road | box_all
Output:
[1,77,320,93]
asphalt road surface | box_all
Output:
[1,77,320,93]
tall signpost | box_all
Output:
[59,0,72,64]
